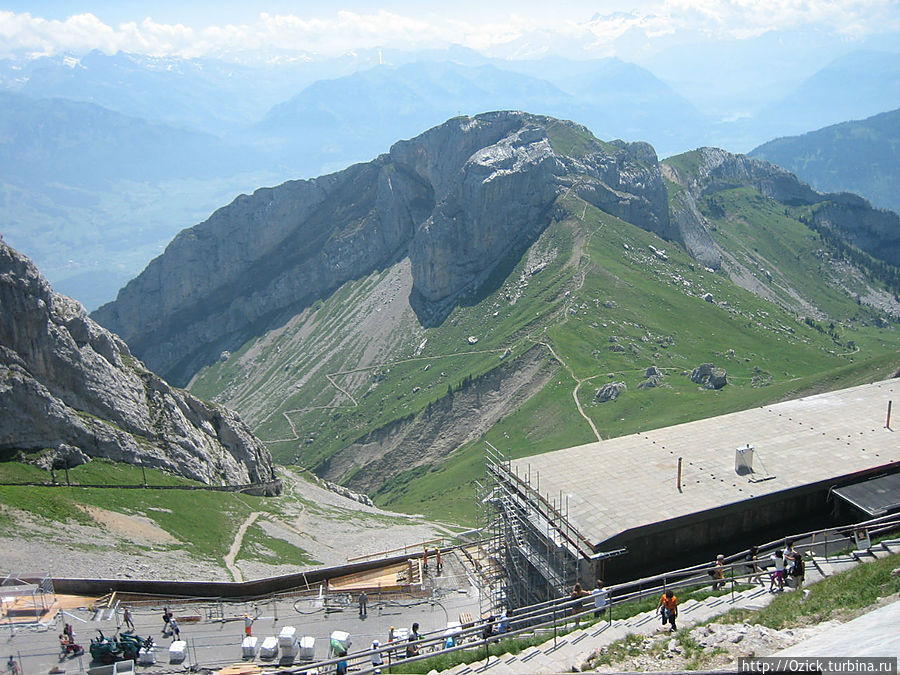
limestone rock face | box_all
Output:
[669,189,722,270]
[0,236,277,487]
[812,194,900,267]
[93,112,670,384]
[665,147,821,204]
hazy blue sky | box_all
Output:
[2,1,899,62]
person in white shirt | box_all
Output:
[592,581,609,619]
[769,549,786,592]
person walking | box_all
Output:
[336,650,348,674]
[569,582,590,624]
[168,617,180,641]
[712,554,726,590]
[769,549,786,592]
[359,590,368,617]
[592,581,609,619]
[123,606,134,631]
[745,546,763,585]
[783,541,798,584]
[435,547,443,574]
[657,590,678,631]
[371,639,384,674]
[162,607,172,635]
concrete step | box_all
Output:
[880,539,900,553]
[852,549,878,562]
[474,654,517,675]
[869,547,893,560]
[813,558,859,576]
[516,647,560,673]
[678,598,701,613]
[632,611,659,627]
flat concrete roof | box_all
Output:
[511,378,900,547]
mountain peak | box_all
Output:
[93,112,670,384]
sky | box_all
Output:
[2,1,899,63]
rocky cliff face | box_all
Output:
[663,147,900,268]
[0,236,277,487]
[812,193,900,267]
[93,112,670,384]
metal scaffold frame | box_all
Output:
[478,442,597,615]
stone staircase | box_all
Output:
[438,539,900,675]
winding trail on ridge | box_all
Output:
[224,511,262,582]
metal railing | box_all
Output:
[276,511,900,675]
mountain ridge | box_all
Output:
[93,112,671,385]
[750,108,900,215]
[91,113,900,519]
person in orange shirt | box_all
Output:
[657,590,678,631]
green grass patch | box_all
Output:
[237,520,320,567]
[718,552,900,629]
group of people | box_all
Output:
[58,622,83,656]
[161,606,180,640]
[569,581,610,623]
[743,541,805,592]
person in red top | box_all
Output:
[657,590,678,631]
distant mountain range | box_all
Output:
[751,108,900,215]
[2,47,899,310]
[0,90,278,310]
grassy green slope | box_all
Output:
[0,460,324,567]
[190,180,898,527]
[376,193,898,523]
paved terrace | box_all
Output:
[512,378,899,548]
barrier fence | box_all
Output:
[8,512,900,675]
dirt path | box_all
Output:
[538,339,603,442]
[531,215,603,443]
[224,511,261,582]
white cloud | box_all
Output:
[0,3,897,60]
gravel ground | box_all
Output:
[0,471,452,581]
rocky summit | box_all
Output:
[0,235,277,487]
[92,112,673,385]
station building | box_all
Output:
[484,378,900,609]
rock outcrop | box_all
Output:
[691,363,728,390]
[93,112,669,385]
[812,193,900,267]
[596,382,627,402]
[0,236,277,487]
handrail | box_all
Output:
[261,513,900,674]
[476,512,900,635]
[346,538,447,563]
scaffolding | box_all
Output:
[479,443,600,616]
